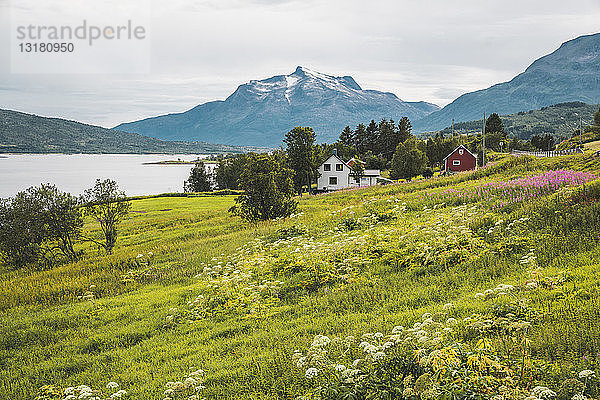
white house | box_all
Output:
[317,150,381,192]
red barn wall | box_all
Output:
[445,151,476,172]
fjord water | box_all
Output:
[0,154,209,197]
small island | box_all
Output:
[142,158,218,165]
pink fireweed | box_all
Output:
[423,170,596,209]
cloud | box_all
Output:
[0,0,599,127]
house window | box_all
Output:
[459,149,464,155]
[329,177,338,185]
[336,164,343,171]
[453,160,461,166]
[323,164,331,171]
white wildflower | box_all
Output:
[334,364,346,372]
[391,325,404,334]
[305,367,319,379]
[311,335,331,348]
[532,386,557,400]
[579,370,595,379]
[184,377,197,387]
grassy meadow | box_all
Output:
[2,154,600,400]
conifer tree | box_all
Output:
[485,113,505,134]
[339,126,355,148]
[397,117,413,143]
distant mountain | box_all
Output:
[0,109,263,154]
[114,66,440,146]
[430,102,599,139]
[414,33,600,133]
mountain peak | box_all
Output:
[116,67,439,146]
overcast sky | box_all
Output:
[1,0,600,128]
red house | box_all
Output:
[444,145,477,173]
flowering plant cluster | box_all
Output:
[293,278,596,400]
[162,368,206,400]
[417,170,596,210]
[35,382,127,400]
[121,252,168,284]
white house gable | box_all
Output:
[317,154,351,191]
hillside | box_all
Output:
[0,109,264,154]
[414,33,600,132]
[114,66,440,146]
[431,102,599,139]
[2,154,600,399]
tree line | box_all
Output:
[184,107,600,222]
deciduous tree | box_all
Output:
[184,162,212,192]
[81,179,131,255]
[284,126,318,195]
[390,138,428,180]
[0,184,83,268]
[349,158,365,184]
[229,154,297,221]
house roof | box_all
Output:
[443,145,477,161]
[320,154,380,177]
[363,169,381,176]
[321,153,349,168]
[347,157,365,168]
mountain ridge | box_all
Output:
[0,109,264,154]
[426,101,599,140]
[413,32,600,132]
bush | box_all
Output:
[229,154,298,221]
[0,184,83,268]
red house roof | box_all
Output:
[443,145,477,161]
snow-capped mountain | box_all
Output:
[115,66,440,146]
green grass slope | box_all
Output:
[2,154,600,399]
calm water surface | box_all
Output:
[0,154,212,197]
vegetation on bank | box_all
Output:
[1,153,600,399]
[434,102,600,142]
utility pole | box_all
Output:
[451,119,455,137]
[580,115,583,148]
[482,112,486,166]
[574,112,583,148]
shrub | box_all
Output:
[557,378,585,400]
[229,154,298,221]
[0,184,83,268]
